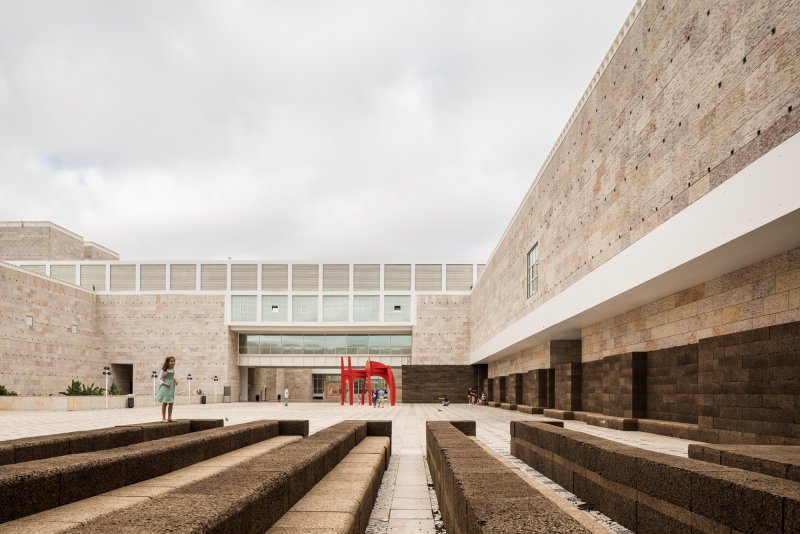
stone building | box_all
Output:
[1,0,799,444]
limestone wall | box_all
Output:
[412,295,470,365]
[582,247,800,360]
[0,225,84,261]
[95,294,240,399]
[0,263,102,395]
[472,0,800,348]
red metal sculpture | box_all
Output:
[340,357,396,406]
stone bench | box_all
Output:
[0,420,287,523]
[542,408,574,420]
[488,401,501,408]
[688,444,800,482]
[499,402,517,410]
[67,420,391,533]
[516,404,544,414]
[573,412,638,431]
[266,436,390,534]
[511,421,800,533]
[427,420,594,533]
[0,420,217,465]
[0,434,304,533]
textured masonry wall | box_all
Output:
[698,322,800,444]
[95,294,240,399]
[413,295,470,365]
[402,365,481,403]
[646,344,699,423]
[582,247,800,360]
[472,0,800,349]
[83,244,118,260]
[0,226,85,261]
[0,264,102,395]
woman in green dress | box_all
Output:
[155,357,179,422]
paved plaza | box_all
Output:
[0,401,699,533]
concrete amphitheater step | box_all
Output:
[0,434,302,533]
[0,420,287,523]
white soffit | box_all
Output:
[471,131,800,364]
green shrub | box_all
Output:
[109,381,122,395]
[0,385,18,396]
[60,380,105,396]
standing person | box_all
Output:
[378,388,385,408]
[284,386,289,406]
[372,389,378,408]
[155,357,179,422]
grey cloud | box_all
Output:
[0,0,635,261]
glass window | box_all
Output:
[323,296,349,322]
[292,296,318,322]
[384,295,410,322]
[238,334,248,354]
[369,335,390,354]
[353,295,380,322]
[231,295,257,321]
[246,334,262,354]
[281,335,303,354]
[261,335,281,354]
[347,335,369,355]
[390,335,412,355]
[324,335,348,355]
[303,335,324,354]
[527,244,539,297]
[262,295,288,322]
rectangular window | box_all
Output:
[527,244,539,298]
[384,295,411,322]
[282,335,303,354]
[292,296,318,322]
[347,335,369,355]
[261,335,281,354]
[391,335,412,355]
[323,296,349,322]
[353,295,379,322]
[231,295,257,321]
[262,295,288,322]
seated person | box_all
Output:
[479,392,487,405]
[438,394,450,406]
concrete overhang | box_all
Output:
[471,131,800,364]
[228,324,413,334]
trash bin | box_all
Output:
[126,395,134,409]
[277,394,281,402]
[201,395,207,404]
[255,394,260,402]
[223,385,232,403]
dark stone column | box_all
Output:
[553,363,581,411]
[523,369,549,407]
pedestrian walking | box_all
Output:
[284,386,289,406]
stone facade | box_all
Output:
[401,365,482,404]
[95,294,240,400]
[83,243,119,260]
[646,344,699,423]
[698,322,800,444]
[0,225,85,261]
[581,352,647,418]
[471,0,800,348]
[582,247,800,360]
[0,263,102,395]
[412,295,470,365]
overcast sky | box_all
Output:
[0,1,634,261]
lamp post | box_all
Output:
[103,366,111,409]
[187,374,192,404]
[213,376,219,402]
[151,371,158,404]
